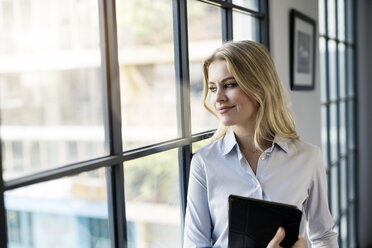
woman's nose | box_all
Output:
[215,88,227,102]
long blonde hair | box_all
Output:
[202,40,298,151]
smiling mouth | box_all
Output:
[217,106,235,114]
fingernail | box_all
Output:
[278,227,283,235]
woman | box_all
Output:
[183,41,338,247]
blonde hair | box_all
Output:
[202,40,298,151]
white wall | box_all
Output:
[269,0,321,147]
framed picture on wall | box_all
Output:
[290,9,316,91]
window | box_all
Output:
[188,1,223,134]
[6,210,21,245]
[0,0,268,247]
[0,0,106,180]
[319,0,357,247]
[117,0,178,150]
[5,168,109,248]
[78,217,109,248]
[124,149,181,247]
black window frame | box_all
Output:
[319,0,358,247]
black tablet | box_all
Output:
[228,195,302,248]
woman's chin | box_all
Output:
[220,119,236,127]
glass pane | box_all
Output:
[319,0,325,35]
[338,44,346,98]
[345,0,354,43]
[328,40,337,101]
[233,12,259,42]
[116,0,177,150]
[340,159,347,211]
[338,0,345,40]
[188,0,221,134]
[0,0,106,180]
[5,168,109,248]
[319,38,327,102]
[124,149,181,248]
[348,152,355,201]
[347,47,355,97]
[321,105,329,167]
[341,216,347,248]
[339,101,347,155]
[330,103,338,164]
[232,0,259,11]
[330,165,339,220]
[327,0,336,37]
[347,100,355,150]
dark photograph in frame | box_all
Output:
[290,9,316,91]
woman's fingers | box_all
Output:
[267,227,285,248]
[292,236,306,248]
[267,227,305,248]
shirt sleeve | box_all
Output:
[183,153,213,248]
[304,147,339,247]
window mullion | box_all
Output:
[222,0,233,42]
[172,0,192,237]
[350,0,359,246]
[0,152,7,248]
[334,1,343,243]
[259,0,269,47]
[98,0,127,248]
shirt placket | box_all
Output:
[239,154,265,200]
[255,151,272,199]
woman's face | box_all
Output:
[207,59,258,128]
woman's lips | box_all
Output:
[217,106,235,114]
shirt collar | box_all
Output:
[221,128,237,155]
[221,128,290,155]
[272,135,289,153]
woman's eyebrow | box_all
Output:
[221,76,235,83]
[208,76,235,84]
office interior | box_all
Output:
[0,0,371,247]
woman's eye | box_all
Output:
[208,86,217,92]
[224,82,237,89]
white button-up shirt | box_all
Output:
[184,129,338,247]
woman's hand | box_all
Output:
[267,227,306,248]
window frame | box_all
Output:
[319,0,358,247]
[0,0,269,247]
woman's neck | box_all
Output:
[232,125,271,152]
[232,125,272,175]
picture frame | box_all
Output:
[290,9,316,91]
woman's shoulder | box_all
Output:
[286,138,323,161]
[193,137,224,158]
[290,138,320,150]
[274,135,320,154]
[190,138,223,172]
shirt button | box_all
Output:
[260,156,265,160]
